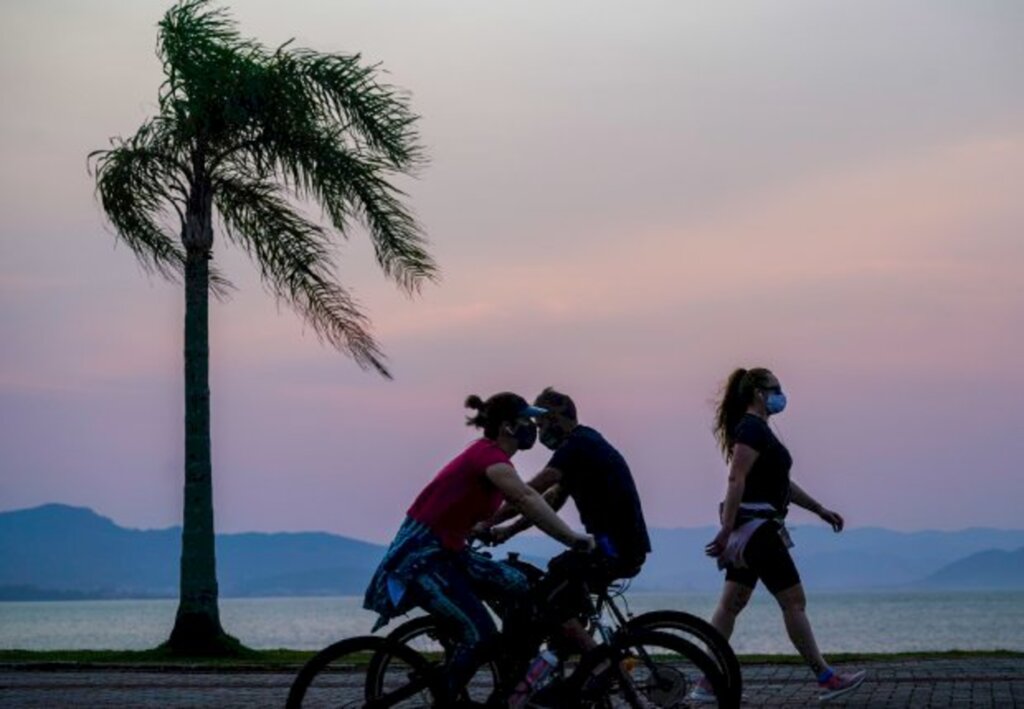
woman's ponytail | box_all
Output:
[464,392,529,439]
[714,367,772,461]
[465,395,487,429]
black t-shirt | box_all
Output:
[734,413,792,514]
[548,425,652,562]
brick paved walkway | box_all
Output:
[1,657,1021,707]
[739,658,1023,707]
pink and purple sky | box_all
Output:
[2,1,1022,541]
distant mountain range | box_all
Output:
[1,504,1023,600]
[921,547,1024,589]
[500,526,1024,592]
[0,504,382,600]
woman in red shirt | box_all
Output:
[364,392,593,704]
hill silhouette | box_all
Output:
[2,504,1024,599]
[921,547,1024,589]
[0,504,384,598]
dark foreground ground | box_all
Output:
[1,656,1022,707]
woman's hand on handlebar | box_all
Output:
[489,525,515,545]
[468,522,497,546]
[470,522,519,546]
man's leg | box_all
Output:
[559,617,597,651]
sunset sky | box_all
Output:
[2,1,1022,542]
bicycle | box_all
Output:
[288,627,725,708]
[366,549,740,707]
[287,549,738,707]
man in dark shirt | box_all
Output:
[486,387,650,569]
[482,388,651,652]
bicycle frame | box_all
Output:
[364,549,737,706]
[587,581,636,644]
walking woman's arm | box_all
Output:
[790,480,844,532]
[706,444,758,556]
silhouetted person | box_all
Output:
[363,392,594,705]
[697,367,866,703]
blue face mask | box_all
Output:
[765,391,787,415]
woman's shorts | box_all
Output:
[724,521,801,595]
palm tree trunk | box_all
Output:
[166,179,238,655]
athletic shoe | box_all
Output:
[818,669,867,702]
[687,676,717,703]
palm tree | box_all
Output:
[90,0,436,654]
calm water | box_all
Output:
[2,591,1022,653]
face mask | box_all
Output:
[765,392,787,415]
[511,422,537,450]
[539,427,565,451]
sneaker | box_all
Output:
[818,669,866,702]
[688,676,717,704]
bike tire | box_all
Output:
[369,611,742,706]
[626,609,742,705]
[367,615,503,704]
[287,634,439,709]
[572,628,730,708]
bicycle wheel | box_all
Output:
[571,629,729,708]
[367,615,503,704]
[626,610,741,705]
[287,635,440,709]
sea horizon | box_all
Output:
[3,589,1022,656]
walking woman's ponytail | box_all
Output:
[714,367,773,461]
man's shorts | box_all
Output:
[538,550,644,623]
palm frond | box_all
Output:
[326,152,435,294]
[282,49,424,170]
[90,118,232,296]
[213,174,390,376]
[225,123,437,294]
[97,0,438,372]
[157,0,264,151]
[90,128,188,282]
[158,0,242,96]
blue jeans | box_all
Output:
[407,549,530,701]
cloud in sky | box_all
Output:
[1,1,1022,540]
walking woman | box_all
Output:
[698,367,866,703]
[363,392,594,705]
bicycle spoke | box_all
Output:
[287,636,439,709]
[371,652,439,706]
[575,630,728,708]
[626,610,741,706]
[370,616,503,705]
